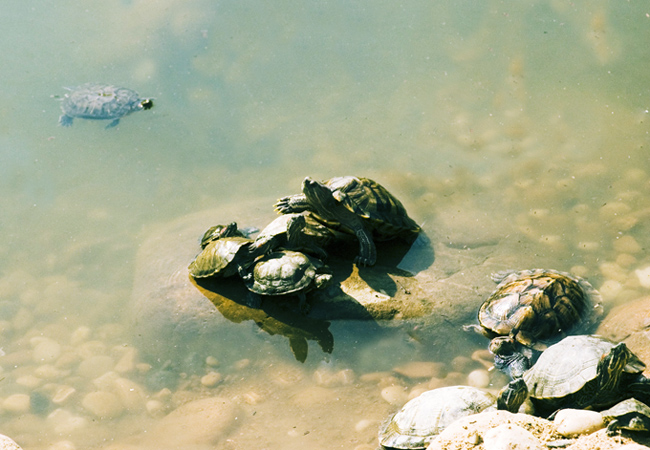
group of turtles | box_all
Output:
[379,269,650,449]
[187,175,421,312]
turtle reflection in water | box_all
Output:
[58,83,153,128]
[275,176,420,266]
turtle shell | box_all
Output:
[478,269,603,347]
[59,83,153,127]
[379,386,496,449]
[245,250,331,296]
[600,398,650,435]
[523,335,644,411]
[323,176,420,238]
[188,236,253,278]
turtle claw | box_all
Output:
[354,254,376,267]
[274,196,293,214]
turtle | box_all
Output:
[467,269,602,375]
[600,398,650,436]
[199,222,247,249]
[58,83,153,128]
[249,213,338,259]
[378,386,497,449]
[239,250,332,313]
[188,223,266,279]
[274,176,420,266]
[497,335,647,416]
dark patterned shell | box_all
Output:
[59,83,152,126]
[600,398,650,433]
[379,386,496,449]
[188,236,252,278]
[523,336,644,406]
[478,269,602,347]
[246,250,329,295]
[325,176,420,238]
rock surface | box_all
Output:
[427,410,650,450]
[0,435,22,450]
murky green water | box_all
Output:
[1,1,650,449]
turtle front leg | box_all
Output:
[274,194,311,214]
[354,228,376,266]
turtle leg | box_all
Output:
[353,228,376,266]
[106,118,120,129]
[274,194,310,214]
[59,115,73,127]
[297,293,311,314]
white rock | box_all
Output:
[47,408,88,434]
[0,434,22,450]
[483,423,545,450]
[554,408,604,437]
[32,339,62,363]
[466,369,490,388]
[113,377,146,411]
[81,391,124,418]
[2,394,31,414]
[635,266,650,288]
[51,385,76,405]
[380,386,408,406]
[200,371,222,387]
[77,355,115,378]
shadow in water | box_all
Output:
[189,231,435,362]
[192,276,333,362]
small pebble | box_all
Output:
[393,361,447,379]
[616,253,637,268]
[444,371,467,386]
[466,369,490,388]
[635,266,650,288]
[81,391,124,418]
[146,399,166,417]
[240,391,263,405]
[355,419,375,433]
[77,355,115,378]
[2,394,31,413]
[200,371,222,387]
[34,364,69,380]
[113,377,146,410]
[450,356,475,373]
[599,280,623,300]
[16,375,43,389]
[205,356,219,367]
[381,386,408,406]
[51,385,76,405]
[113,347,138,373]
[32,339,62,363]
[233,359,250,370]
[614,236,641,253]
[47,440,76,450]
[554,408,604,437]
[599,262,627,282]
[47,408,88,434]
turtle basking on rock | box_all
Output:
[497,335,650,416]
[58,83,153,128]
[378,386,497,449]
[239,250,332,313]
[274,176,420,266]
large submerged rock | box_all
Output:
[130,195,559,365]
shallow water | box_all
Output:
[2,1,650,449]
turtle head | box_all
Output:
[302,177,337,210]
[497,378,528,413]
[285,214,307,247]
[598,342,631,391]
[140,99,154,110]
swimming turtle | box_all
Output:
[600,398,650,436]
[497,335,646,416]
[274,176,420,266]
[58,83,153,128]
[470,269,602,353]
[378,386,497,449]
[188,223,266,279]
[240,250,332,313]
